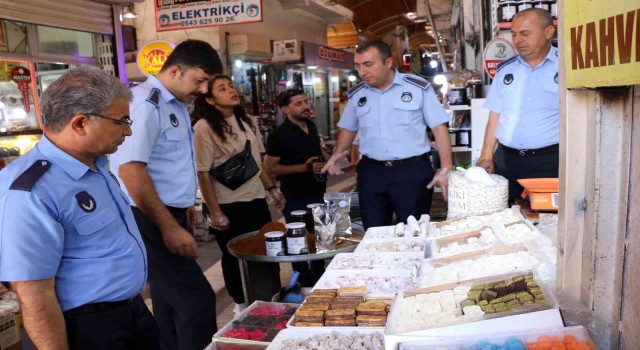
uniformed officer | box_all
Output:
[323,40,453,229]
[477,8,559,203]
[110,39,221,350]
[0,67,159,349]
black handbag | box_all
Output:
[210,116,260,190]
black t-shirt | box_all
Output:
[266,118,326,197]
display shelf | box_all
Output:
[499,19,558,29]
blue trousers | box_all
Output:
[357,156,434,230]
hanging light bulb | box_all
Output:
[122,3,138,19]
[348,75,356,82]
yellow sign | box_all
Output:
[137,40,175,76]
[565,1,640,88]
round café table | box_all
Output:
[227,228,363,303]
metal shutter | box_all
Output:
[0,0,113,35]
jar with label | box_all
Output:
[498,0,518,22]
[290,210,307,223]
[466,80,483,100]
[532,0,550,11]
[447,87,467,105]
[264,231,285,257]
[285,222,309,255]
[549,0,557,19]
[305,203,323,233]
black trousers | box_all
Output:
[282,192,326,287]
[23,295,159,350]
[132,207,216,350]
[493,148,559,204]
[357,156,434,230]
[213,198,281,303]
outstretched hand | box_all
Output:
[427,167,452,201]
[321,151,350,175]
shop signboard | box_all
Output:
[155,0,262,32]
[137,40,175,77]
[483,37,516,79]
[565,1,640,88]
[303,42,354,70]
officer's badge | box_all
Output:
[504,74,514,85]
[401,92,412,102]
[170,113,179,127]
[76,191,96,213]
[554,72,559,84]
[358,96,367,107]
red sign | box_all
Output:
[10,66,32,113]
[318,46,346,63]
[483,37,516,79]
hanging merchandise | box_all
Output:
[498,0,518,22]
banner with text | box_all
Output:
[565,0,640,87]
[155,0,262,32]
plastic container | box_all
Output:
[498,0,518,22]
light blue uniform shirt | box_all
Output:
[339,71,450,161]
[484,46,559,149]
[0,136,147,311]
[110,75,197,208]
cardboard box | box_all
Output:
[0,312,21,350]
[517,178,559,211]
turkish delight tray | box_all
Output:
[354,237,426,254]
[397,326,596,350]
[386,271,553,335]
[312,269,414,295]
[265,328,385,350]
[212,301,299,345]
[427,207,525,238]
[363,215,430,239]
[325,252,423,271]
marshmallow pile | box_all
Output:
[328,253,422,271]
[431,209,521,238]
[318,273,414,294]
[447,168,509,219]
[417,251,545,288]
[279,331,384,350]
[496,223,542,245]
[356,239,425,253]
[388,287,485,333]
[435,228,500,257]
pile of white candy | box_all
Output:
[431,209,521,237]
[319,274,414,294]
[417,251,545,288]
[447,168,508,219]
[435,228,499,257]
[358,240,425,253]
[329,253,422,270]
[388,288,484,333]
[496,223,541,244]
[280,331,384,350]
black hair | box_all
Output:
[276,88,305,108]
[160,39,222,76]
[191,75,256,142]
[356,40,392,61]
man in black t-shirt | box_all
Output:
[263,89,327,286]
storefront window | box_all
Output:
[0,58,41,135]
[0,20,29,55]
[37,25,95,58]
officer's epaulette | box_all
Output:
[10,159,51,192]
[403,75,430,90]
[496,56,518,73]
[146,88,160,108]
[347,82,365,98]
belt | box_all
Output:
[363,153,430,168]
[499,143,559,157]
[166,205,188,213]
[64,295,142,315]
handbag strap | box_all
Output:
[235,115,247,133]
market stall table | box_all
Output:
[228,228,364,303]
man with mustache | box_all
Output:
[477,8,559,204]
[323,40,453,230]
[0,67,159,349]
[263,89,327,286]
[110,39,222,350]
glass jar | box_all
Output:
[264,231,285,257]
[285,222,309,255]
[517,0,533,12]
[498,0,518,22]
[290,210,307,223]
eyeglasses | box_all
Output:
[86,113,133,126]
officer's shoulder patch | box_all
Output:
[10,159,52,192]
[347,82,366,98]
[146,88,160,108]
[496,56,518,73]
[403,75,430,90]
